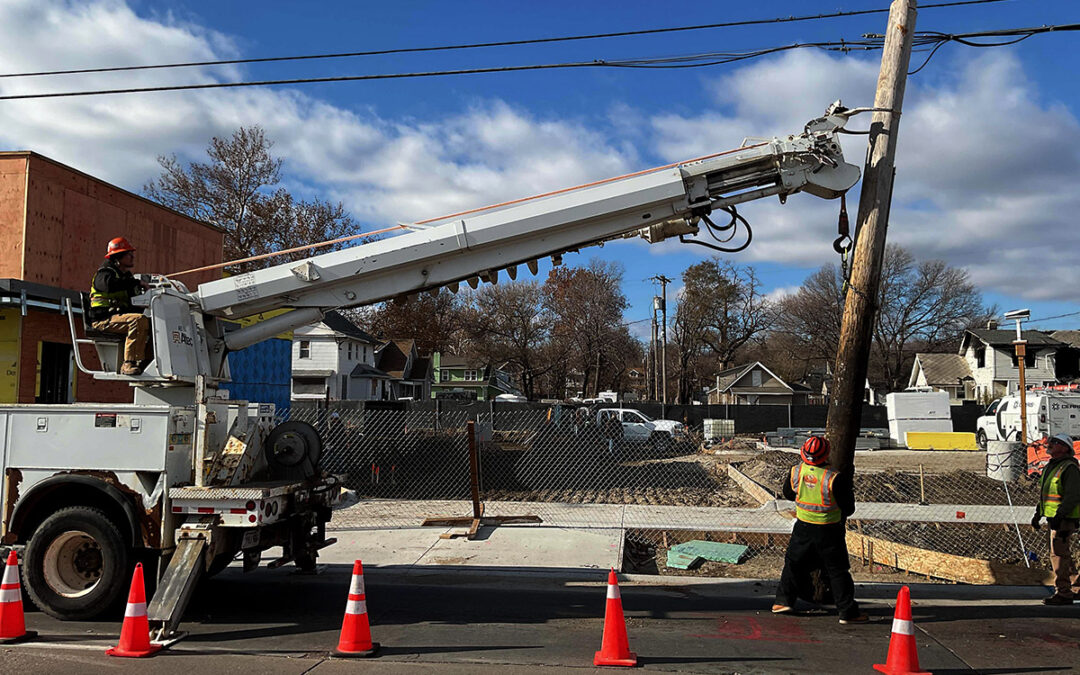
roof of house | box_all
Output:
[964,328,1063,348]
[321,311,379,343]
[349,363,392,379]
[439,354,483,369]
[913,353,973,385]
[377,341,408,378]
[711,362,791,394]
[1051,330,1080,348]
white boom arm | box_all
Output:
[86,105,859,386]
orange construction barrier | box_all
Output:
[335,560,379,657]
[593,568,637,667]
[0,550,36,644]
[106,563,161,658]
[874,585,931,675]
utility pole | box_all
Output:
[650,307,658,401]
[651,275,672,405]
[825,0,917,472]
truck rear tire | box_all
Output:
[23,506,130,620]
[976,429,988,450]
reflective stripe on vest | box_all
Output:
[89,269,130,315]
[793,463,841,524]
[1041,460,1080,519]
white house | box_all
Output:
[291,311,390,402]
[910,326,1063,403]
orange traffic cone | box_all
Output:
[335,560,379,657]
[594,568,636,667]
[874,586,931,675]
[0,550,36,644]
[106,563,161,658]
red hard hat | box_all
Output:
[800,435,830,465]
[105,237,136,258]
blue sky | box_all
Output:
[2,0,1079,336]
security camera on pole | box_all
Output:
[1005,308,1031,444]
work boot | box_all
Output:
[839,614,870,624]
[1042,594,1074,606]
[771,604,794,614]
[121,361,144,376]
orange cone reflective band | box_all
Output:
[335,559,379,657]
[874,586,931,675]
[0,550,36,644]
[593,568,636,667]
[106,563,161,658]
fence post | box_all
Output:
[467,420,481,517]
[787,404,792,429]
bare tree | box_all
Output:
[356,290,470,356]
[466,281,552,400]
[543,260,629,398]
[775,245,992,392]
[144,126,358,272]
[678,260,773,371]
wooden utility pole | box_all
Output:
[826,0,917,472]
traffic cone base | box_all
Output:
[594,569,637,667]
[106,563,161,658]
[873,585,931,675]
[0,550,35,644]
[335,560,379,658]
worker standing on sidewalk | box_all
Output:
[1031,433,1080,605]
[772,435,868,623]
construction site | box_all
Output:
[2,0,1079,673]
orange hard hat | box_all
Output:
[105,237,136,258]
[800,435,830,465]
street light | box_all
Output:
[1004,309,1031,444]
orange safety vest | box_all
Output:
[790,463,842,524]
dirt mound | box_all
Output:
[732,451,800,496]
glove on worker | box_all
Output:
[1031,514,1042,531]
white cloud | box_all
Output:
[1,2,1077,306]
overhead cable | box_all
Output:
[0,0,1017,80]
[0,22,1073,102]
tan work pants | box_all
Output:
[1049,520,1080,598]
[91,313,149,364]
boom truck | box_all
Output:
[0,103,862,639]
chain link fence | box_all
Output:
[281,403,1076,583]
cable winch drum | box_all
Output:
[265,421,323,481]
[986,440,1023,482]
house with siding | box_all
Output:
[910,325,1064,403]
[431,353,521,401]
[291,311,389,401]
[707,362,808,405]
[376,338,432,400]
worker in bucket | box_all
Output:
[1031,433,1080,605]
[772,435,868,623]
[89,237,151,375]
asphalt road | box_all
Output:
[2,563,1077,674]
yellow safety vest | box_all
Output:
[791,463,841,524]
[89,268,132,317]
[1040,459,1080,519]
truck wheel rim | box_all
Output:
[43,530,103,598]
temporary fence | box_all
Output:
[283,403,1076,584]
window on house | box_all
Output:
[340,374,348,399]
[440,370,450,382]
[751,370,762,387]
[1010,352,1037,368]
[975,347,985,368]
[292,376,325,395]
[299,341,310,359]
[347,343,353,360]
[464,369,478,381]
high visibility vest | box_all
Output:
[1040,459,1080,519]
[791,463,841,524]
[89,268,132,318]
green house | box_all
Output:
[431,353,522,401]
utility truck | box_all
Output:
[0,103,862,641]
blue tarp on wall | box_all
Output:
[220,338,291,410]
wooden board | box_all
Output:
[726,464,776,505]
[846,529,1051,586]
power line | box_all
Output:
[0,22,1072,102]
[0,0,1016,80]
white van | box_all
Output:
[975,387,1080,448]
